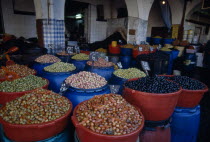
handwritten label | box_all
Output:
[138,47,143,51]
[104,56,109,61]
[59,82,68,95]
[117,62,123,69]
[67,46,74,54]
[141,61,150,71]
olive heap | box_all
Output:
[95,48,107,53]
[0,89,70,124]
[137,51,169,60]
[170,76,206,90]
[44,62,76,72]
[87,58,113,67]
[71,53,89,60]
[125,76,180,93]
[121,44,135,49]
[6,64,36,77]
[114,68,146,79]
[65,71,107,89]
[35,54,61,63]
[76,94,143,135]
[0,75,47,92]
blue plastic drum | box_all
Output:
[31,62,53,76]
[71,59,88,71]
[120,56,131,69]
[64,85,111,109]
[85,64,114,81]
[171,105,200,142]
[41,70,77,93]
[109,74,127,95]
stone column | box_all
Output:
[34,0,65,52]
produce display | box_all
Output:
[76,94,143,135]
[121,44,135,48]
[114,68,146,79]
[71,53,89,60]
[65,71,107,89]
[0,75,47,92]
[44,62,76,72]
[0,89,71,124]
[35,54,61,63]
[5,64,36,77]
[125,76,180,93]
[137,51,169,60]
[167,76,205,90]
[57,51,75,56]
[87,58,113,67]
[95,48,107,53]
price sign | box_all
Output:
[90,52,100,61]
[109,85,120,94]
[150,47,154,52]
[141,61,150,71]
[75,46,80,54]
[59,81,68,95]
[117,62,123,69]
[104,56,109,62]
[141,61,150,76]
[67,46,74,54]
[138,47,143,51]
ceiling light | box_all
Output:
[162,0,166,5]
[76,14,82,19]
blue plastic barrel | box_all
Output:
[85,64,114,81]
[146,37,151,44]
[152,38,162,45]
[120,56,131,69]
[109,74,127,94]
[64,85,111,109]
[31,62,53,76]
[0,127,70,142]
[41,70,77,93]
[171,105,200,142]
[120,48,132,56]
[71,59,88,71]
[163,39,175,45]
[56,54,72,63]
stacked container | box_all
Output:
[123,77,182,142]
[170,78,208,142]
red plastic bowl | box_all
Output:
[72,99,145,142]
[109,45,120,54]
[80,50,90,55]
[0,78,49,105]
[123,78,182,121]
[176,84,208,108]
[0,96,72,142]
[132,49,150,58]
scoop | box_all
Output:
[1,66,19,81]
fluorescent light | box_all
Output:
[76,14,82,19]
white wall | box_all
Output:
[1,0,37,38]
[87,4,107,43]
[34,0,65,20]
[147,1,165,37]
[74,0,110,43]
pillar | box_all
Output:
[34,0,65,52]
